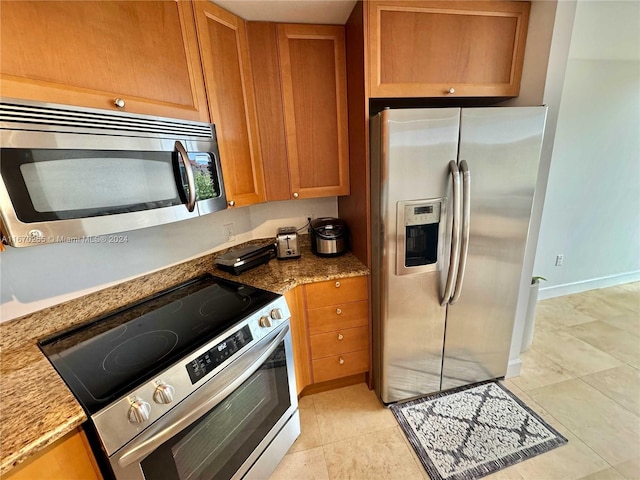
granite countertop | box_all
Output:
[0,236,368,475]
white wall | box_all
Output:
[534,0,640,298]
[0,197,337,323]
[505,0,579,377]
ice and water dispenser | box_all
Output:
[396,199,443,276]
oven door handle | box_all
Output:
[116,324,290,469]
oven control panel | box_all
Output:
[186,325,253,384]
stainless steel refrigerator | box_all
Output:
[371,107,547,404]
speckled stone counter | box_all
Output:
[0,236,368,475]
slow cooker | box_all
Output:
[309,217,349,257]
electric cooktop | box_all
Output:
[39,274,279,414]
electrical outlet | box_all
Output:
[555,254,564,267]
[304,213,314,233]
[223,223,235,241]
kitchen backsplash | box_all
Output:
[0,197,337,323]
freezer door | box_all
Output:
[441,107,547,390]
[371,108,460,403]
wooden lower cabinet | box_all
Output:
[302,276,370,389]
[285,276,370,394]
[6,429,101,480]
[284,288,312,395]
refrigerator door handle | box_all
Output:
[451,160,470,304]
[441,160,461,306]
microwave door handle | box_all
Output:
[175,141,196,212]
[441,160,461,306]
[116,324,290,469]
[451,160,470,304]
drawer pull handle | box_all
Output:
[335,281,341,288]
[336,308,342,315]
[337,333,344,341]
[339,357,345,365]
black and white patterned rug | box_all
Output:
[390,381,568,480]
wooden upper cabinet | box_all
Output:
[246,22,350,201]
[0,1,208,122]
[193,2,266,208]
[277,24,350,199]
[368,0,530,97]
[246,22,291,202]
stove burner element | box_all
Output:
[198,287,251,318]
[103,330,179,375]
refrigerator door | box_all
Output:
[441,107,547,390]
[371,108,460,404]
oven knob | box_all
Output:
[259,316,272,328]
[270,308,284,320]
[153,383,175,405]
[128,398,151,423]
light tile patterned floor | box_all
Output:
[269,282,640,480]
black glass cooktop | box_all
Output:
[39,274,279,414]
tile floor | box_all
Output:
[269,282,640,480]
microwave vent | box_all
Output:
[0,98,213,139]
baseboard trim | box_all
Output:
[538,271,640,300]
[505,358,522,379]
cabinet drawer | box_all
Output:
[307,300,368,335]
[312,349,369,383]
[310,326,368,359]
[305,276,368,309]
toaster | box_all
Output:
[276,227,301,259]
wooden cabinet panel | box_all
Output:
[304,276,368,310]
[302,275,370,386]
[310,326,369,359]
[0,1,208,122]
[284,288,312,395]
[6,429,101,480]
[368,1,530,97]
[249,24,349,200]
[246,22,291,202]
[312,350,369,383]
[245,22,350,201]
[193,1,265,208]
[307,300,368,335]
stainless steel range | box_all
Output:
[40,274,299,480]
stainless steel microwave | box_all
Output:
[0,98,227,247]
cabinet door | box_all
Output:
[0,1,208,122]
[246,22,291,202]
[5,429,101,480]
[193,2,266,208]
[278,24,350,199]
[368,1,530,97]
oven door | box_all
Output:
[110,323,299,480]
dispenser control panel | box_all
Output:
[404,202,440,226]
